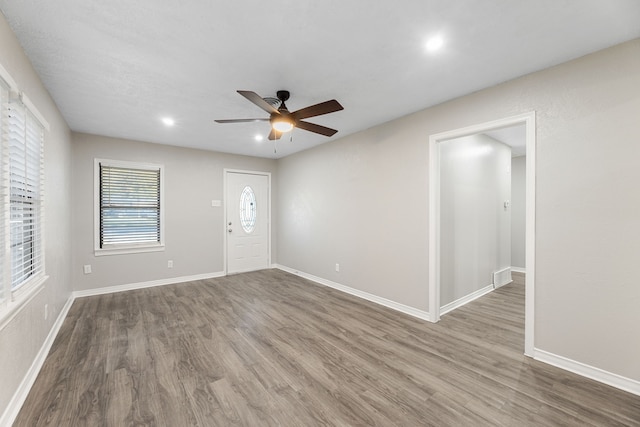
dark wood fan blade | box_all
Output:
[295,120,338,137]
[292,99,343,121]
[238,90,280,114]
[268,129,283,140]
[214,118,269,123]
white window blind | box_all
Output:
[99,163,162,249]
[0,79,8,303]
[8,99,44,291]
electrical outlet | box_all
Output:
[83,264,92,274]
[168,260,173,268]
[335,263,340,272]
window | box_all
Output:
[239,185,257,233]
[8,98,45,291]
[0,78,47,307]
[95,159,164,255]
[0,78,8,304]
[0,64,48,321]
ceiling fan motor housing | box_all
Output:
[276,90,291,113]
[276,90,290,102]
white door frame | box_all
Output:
[223,169,272,275]
[428,112,536,356]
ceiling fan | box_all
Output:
[215,90,344,140]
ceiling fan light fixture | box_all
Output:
[272,116,294,133]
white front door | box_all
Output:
[225,171,270,274]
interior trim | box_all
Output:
[72,271,225,299]
[275,264,431,322]
[534,349,640,397]
[223,169,272,276]
[4,268,638,425]
[440,283,493,316]
[428,111,537,358]
[0,294,74,426]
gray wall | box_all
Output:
[440,134,511,305]
[71,133,277,292]
[277,122,430,308]
[511,156,526,270]
[277,39,640,381]
[0,13,72,418]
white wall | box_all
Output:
[511,156,526,270]
[71,133,277,292]
[277,39,640,382]
[440,134,511,306]
[0,13,72,419]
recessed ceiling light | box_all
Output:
[161,117,175,126]
[425,35,444,52]
[254,134,264,142]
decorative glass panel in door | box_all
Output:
[239,186,257,233]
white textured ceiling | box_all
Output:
[1,1,639,159]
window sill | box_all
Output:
[0,275,48,331]
[94,244,165,257]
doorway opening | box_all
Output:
[428,112,536,356]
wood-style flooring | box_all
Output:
[14,270,640,426]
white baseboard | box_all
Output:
[440,284,494,316]
[277,266,640,397]
[72,271,225,298]
[0,294,75,427]
[5,267,638,427]
[534,349,640,397]
[511,266,526,274]
[1,270,227,424]
[274,264,431,322]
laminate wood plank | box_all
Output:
[13,269,640,426]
